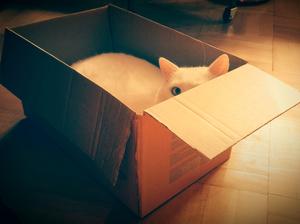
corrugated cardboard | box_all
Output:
[1,5,300,217]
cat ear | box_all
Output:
[159,57,179,80]
[208,54,229,76]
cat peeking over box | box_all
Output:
[72,53,229,114]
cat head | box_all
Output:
[156,54,229,102]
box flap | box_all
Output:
[146,64,300,159]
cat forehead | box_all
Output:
[170,66,211,83]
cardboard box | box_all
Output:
[1,5,300,217]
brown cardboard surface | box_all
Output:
[91,90,135,185]
[1,30,72,131]
[13,7,112,64]
[146,64,300,159]
[62,70,135,186]
[108,5,246,69]
[1,28,133,186]
[138,113,231,216]
[146,99,234,159]
[112,116,140,215]
[0,5,139,186]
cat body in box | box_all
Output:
[71,53,229,114]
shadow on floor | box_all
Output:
[0,118,139,224]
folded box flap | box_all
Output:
[146,64,300,159]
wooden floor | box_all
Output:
[0,0,300,223]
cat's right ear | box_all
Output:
[159,57,179,81]
[208,54,229,76]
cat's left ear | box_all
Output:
[208,54,229,76]
[159,57,179,81]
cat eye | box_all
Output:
[171,87,181,96]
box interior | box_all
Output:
[12,5,246,115]
[13,6,246,68]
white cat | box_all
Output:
[71,53,229,114]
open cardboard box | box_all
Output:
[1,5,300,217]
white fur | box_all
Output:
[156,66,217,102]
[71,53,229,114]
[72,53,164,114]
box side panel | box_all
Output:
[1,30,71,130]
[108,6,245,69]
[62,69,136,185]
[146,99,236,159]
[62,73,103,156]
[12,7,112,64]
[63,71,139,210]
[92,89,135,185]
[24,112,138,216]
[1,28,135,187]
[137,113,231,217]
[112,117,140,215]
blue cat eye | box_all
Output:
[171,87,181,96]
